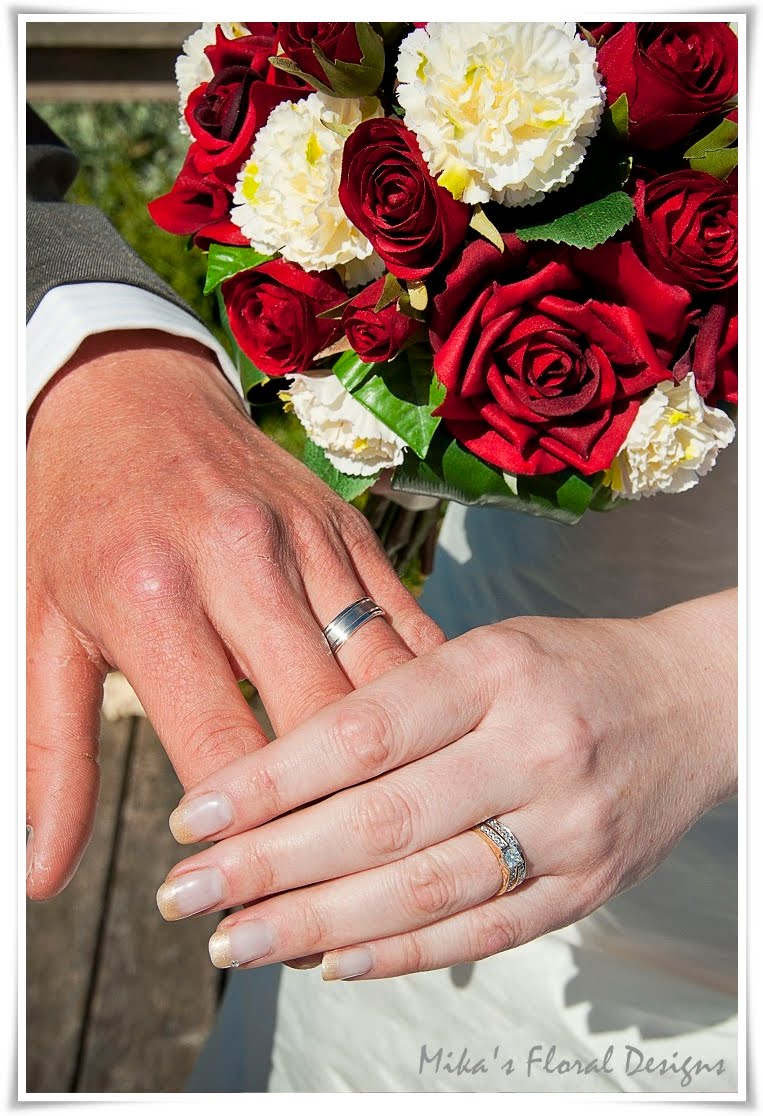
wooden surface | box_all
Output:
[25,21,190,102]
[26,716,224,1094]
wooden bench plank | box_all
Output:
[76,718,221,1093]
[26,716,133,1093]
[25,23,197,48]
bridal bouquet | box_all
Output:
[150,21,738,562]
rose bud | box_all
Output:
[634,171,737,294]
[342,278,419,362]
[338,116,470,282]
[222,259,345,377]
[275,23,362,87]
[598,22,738,149]
[148,144,248,247]
[273,22,385,97]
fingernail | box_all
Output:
[208,921,276,969]
[156,867,225,921]
[322,947,373,982]
[26,825,34,879]
[169,792,233,843]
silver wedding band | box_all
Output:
[472,817,527,895]
[323,597,386,655]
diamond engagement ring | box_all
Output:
[322,597,386,656]
[471,817,528,896]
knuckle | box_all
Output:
[243,763,284,821]
[179,711,251,777]
[111,540,189,611]
[336,505,378,554]
[212,502,283,564]
[350,783,415,861]
[398,931,425,974]
[561,715,596,776]
[331,700,395,779]
[537,716,595,779]
[294,901,328,954]
[241,842,276,897]
[404,850,459,920]
[473,913,521,959]
[290,504,330,555]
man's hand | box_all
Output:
[26,330,442,900]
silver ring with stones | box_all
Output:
[322,597,386,656]
[475,818,527,893]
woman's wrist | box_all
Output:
[641,588,738,810]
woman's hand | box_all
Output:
[27,329,440,900]
[157,589,737,980]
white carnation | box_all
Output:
[231,94,383,273]
[606,374,735,500]
[396,23,605,207]
[288,373,407,477]
[176,23,250,136]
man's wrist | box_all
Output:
[28,329,244,437]
[26,282,243,411]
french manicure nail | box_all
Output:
[26,825,34,879]
[208,921,277,969]
[169,793,233,843]
[156,867,225,921]
[322,947,373,982]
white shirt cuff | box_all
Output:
[26,282,242,410]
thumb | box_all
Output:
[26,603,105,900]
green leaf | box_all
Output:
[470,206,505,252]
[392,431,607,524]
[685,117,738,180]
[215,289,269,393]
[515,191,635,250]
[602,93,629,142]
[377,22,407,43]
[688,148,738,180]
[204,244,274,294]
[268,54,327,91]
[332,349,375,392]
[255,403,307,457]
[336,348,443,459]
[685,117,738,159]
[302,439,379,501]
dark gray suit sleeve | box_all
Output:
[26,105,198,322]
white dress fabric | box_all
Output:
[188,441,737,1094]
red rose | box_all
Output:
[186,26,307,175]
[431,244,672,475]
[714,311,738,405]
[222,260,345,377]
[275,23,362,88]
[148,145,247,246]
[634,171,737,293]
[598,23,738,149]
[338,116,470,281]
[690,299,738,405]
[342,278,419,362]
[567,240,694,364]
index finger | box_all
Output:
[168,639,485,846]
